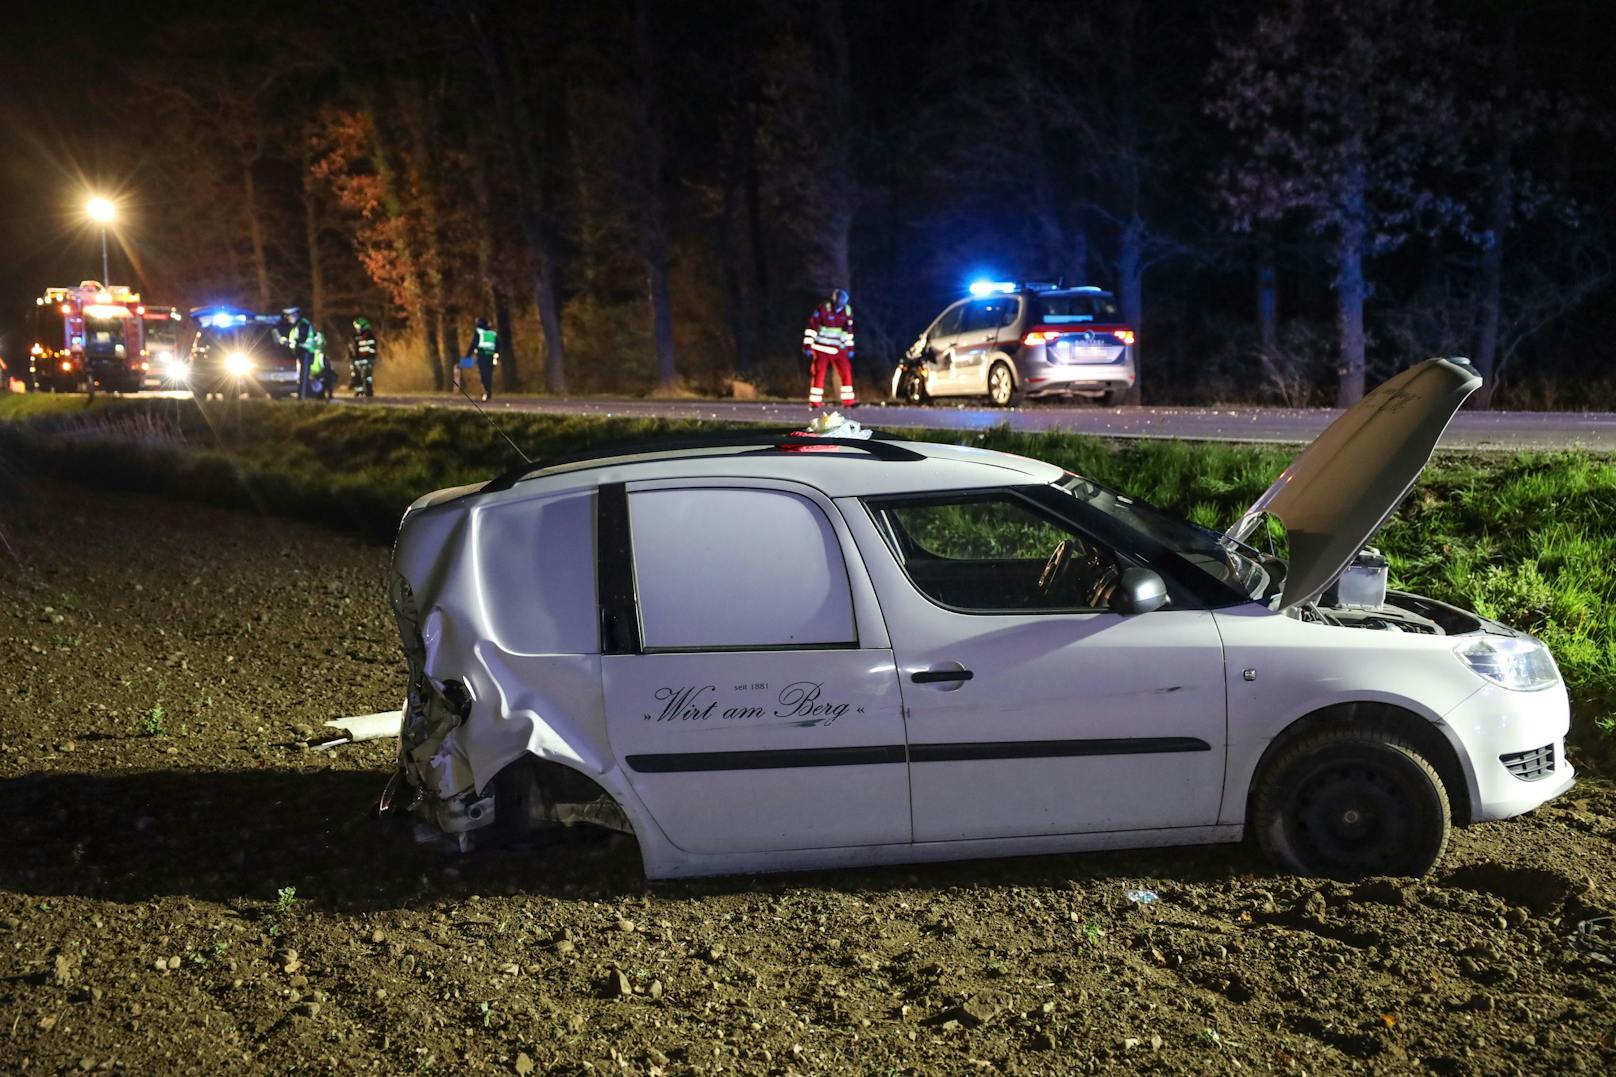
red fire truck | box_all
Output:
[139,305,187,389]
[27,281,145,393]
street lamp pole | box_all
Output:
[85,196,116,283]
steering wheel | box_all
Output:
[1085,565,1121,609]
[1037,540,1075,600]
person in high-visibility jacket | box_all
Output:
[308,329,332,400]
[472,317,499,401]
[801,288,856,409]
[278,306,318,399]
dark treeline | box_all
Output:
[60,0,1616,405]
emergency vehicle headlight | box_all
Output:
[224,351,254,376]
[60,360,73,372]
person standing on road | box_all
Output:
[308,328,332,400]
[348,317,377,397]
[472,317,499,402]
[278,306,318,399]
[801,288,856,409]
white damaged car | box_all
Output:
[381,357,1573,879]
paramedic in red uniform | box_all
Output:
[801,288,856,409]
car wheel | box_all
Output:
[987,361,1018,407]
[1099,388,1127,407]
[1253,726,1450,879]
[902,370,929,405]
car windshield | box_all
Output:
[1052,473,1268,598]
[1032,293,1122,324]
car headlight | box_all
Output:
[224,351,254,377]
[1454,636,1560,691]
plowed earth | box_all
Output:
[2,480,1614,1075]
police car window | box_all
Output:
[1033,294,1122,324]
[630,488,857,650]
[962,299,1013,333]
[868,493,1122,613]
[930,304,964,339]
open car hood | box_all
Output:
[1227,357,1482,610]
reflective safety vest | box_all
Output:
[474,326,498,357]
[309,331,327,374]
[802,302,855,357]
[354,330,377,359]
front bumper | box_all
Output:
[1440,680,1574,822]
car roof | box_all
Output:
[410,437,1067,514]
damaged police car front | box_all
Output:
[381,357,1573,880]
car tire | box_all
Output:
[1099,388,1127,407]
[987,361,1019,408]
[900,370,929,405]
[1253,726,1450,879]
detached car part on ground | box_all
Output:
[380,358,1572,880]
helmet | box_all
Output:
[282,306,301,319]
[476,317,489,329]
[829,288,849,311]
[352,316,370,331]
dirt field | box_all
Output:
[2,479,1614,1075]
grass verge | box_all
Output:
[3,397,1613,750]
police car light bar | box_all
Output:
[968,280,1016,297]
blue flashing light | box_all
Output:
[969,279,1016,298]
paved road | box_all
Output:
[354,394,1616,451]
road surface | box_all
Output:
[353,394,1616,451]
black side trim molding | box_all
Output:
[626,746,908,773]
[909,737,1211,762]
[623,737,1211,773]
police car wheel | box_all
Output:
[988,362,1018,408]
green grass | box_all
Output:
[4,397,1614,750]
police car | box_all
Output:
[186,307,301,399]
[382,358,1571,880]
[894,281,1137,407]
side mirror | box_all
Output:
[1111,567,1168,615]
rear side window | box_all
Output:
[630,488,856,650]
[1033,293,1123,324]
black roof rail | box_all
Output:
[480,428,927,494]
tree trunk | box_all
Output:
[468,6,567,393]
[493,285,517,391]
[742,99,770,350]
[474,144,519,390]
[1117,215,1144,404]
[634,0,678,393]
[1334,217,1368,407]
[241,157,271,310]
[1471,11,1517,410]
[1256,243,1278,356]
[300,143,326,332]
[820,0,855,291]
[359,97,440,390]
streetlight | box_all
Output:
[85,196,116,284]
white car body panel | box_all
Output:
[842,500,1228,841]
[386,390,1573,878]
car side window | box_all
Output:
[867,492,1125,613]
[961,298,1017,334]
[930,303,965,340]
[630,487,857,650]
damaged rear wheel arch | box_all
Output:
[484,755,635,849]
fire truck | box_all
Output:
[27,281,145,393]
[140,305,187,389]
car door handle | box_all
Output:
[911,668,974,684]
